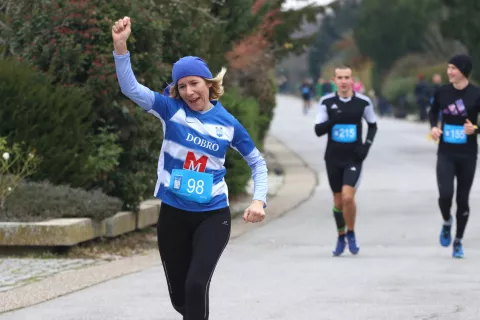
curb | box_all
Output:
[0,201,161,247]
[0,133,317,314]
[229,135,317,239]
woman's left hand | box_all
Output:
[243,200,265,223]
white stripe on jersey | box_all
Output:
[355,92,377,123]
[317,92,336,104]
[212,178,228,198]
[153,115,167,197]
[162,139,225,170]
[169,108,234,141]
[355,92,373,103]
[159,169,170,189]
[154,144,166,196]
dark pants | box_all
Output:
[157,202,231,320]
[326,161,363,193]
[436,153,476,239]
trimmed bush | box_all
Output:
[387,54,435,78]
[221,87,261,197]
[240,70,277,146]
[382,76,418,114]
[0,58,97,188]
[0,181,123,222]
[96,111,162,211]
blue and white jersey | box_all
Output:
[114,51,268,212]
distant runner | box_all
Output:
[314,65,378,256]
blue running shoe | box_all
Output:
[453,240,464,259]
[440,224,452,247]
[332,236,346,256]
[346,231,360,255]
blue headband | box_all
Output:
[172,56,213,83]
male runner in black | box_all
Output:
[314,65,378,256]
[429,54,480,258]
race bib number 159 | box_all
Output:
[443,124,466,144]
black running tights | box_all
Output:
[157,202,231,320]
[436,153,476,239]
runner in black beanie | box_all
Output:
[448,54,472,78]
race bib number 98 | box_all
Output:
[443,124,466,144]
[332,124,357,143]
[169,169,213,203]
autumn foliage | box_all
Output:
[226,0,281,70]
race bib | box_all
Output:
[443,124,466,144]
[169,169,213,203]
[332,124,357,143]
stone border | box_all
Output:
[0,200,161,246]
[0,134,317,313]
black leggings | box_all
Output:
[157,202,231,320]
[436,153,477,239]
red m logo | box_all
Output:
[183,151,208,172]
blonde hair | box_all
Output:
[169,67,227,100]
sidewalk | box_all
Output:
[0,134,317,313]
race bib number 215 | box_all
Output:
[332,124,357,143]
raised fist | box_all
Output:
[112,16,131,42]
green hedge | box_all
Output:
[0,58,98,188]
[0,181,122,222]
[221,87,261,197]
[382,76,416,102]
[98,111,162,211]
[251,70,277,145]
[382,76,419,114]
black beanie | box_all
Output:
[449,54,472,78]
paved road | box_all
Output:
[3,95,480,319]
